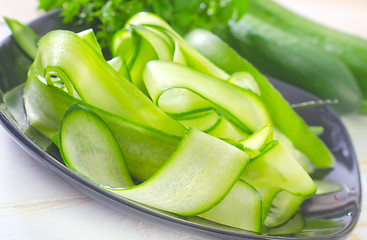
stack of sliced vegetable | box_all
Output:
[7,12,341,234]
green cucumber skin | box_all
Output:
[249,0,367,100]
[227,14,361,114]
[59,105,135,188]
[185,29,334,168]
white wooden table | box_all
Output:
[0,1,366,239]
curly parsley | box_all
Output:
[38,0,248,47]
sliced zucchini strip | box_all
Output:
[144,60,271,134]
[199,180,262,233]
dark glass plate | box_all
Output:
[0,11,361,240]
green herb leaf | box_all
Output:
[38,0,248,47]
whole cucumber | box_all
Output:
[228,13,361,114]
[248,0,367,101]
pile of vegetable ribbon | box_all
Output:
[20,13,336,234]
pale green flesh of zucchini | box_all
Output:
[157,88,212,115]
[206,116,250,140]
[173,42,187,64]
[108,57,131,82]
[144,26,175,51]
[127,34,157,94]
[265,191,305,228]
[265,212,305,236]
[59,110,251,216]
[144,61,271,133]
[77,29,103,57]
[199,179,262,232]
[239,124,273,151]
[314,180,343,195]
[59,106,134,188]
[133,26,173,60]
[228,72,260,95]
[273,129,314,174]
[177,110,219,132]
[111,29,136,67]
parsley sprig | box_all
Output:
[38,0,248,47]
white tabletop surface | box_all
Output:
[1,1,367,240]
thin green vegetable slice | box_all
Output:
[4,17,39,60]
[144,60,271,134]
[77,29,103,57]
[111,29,137,68]
[199,180,262,232]
[156,88,212,116]
[206,116,250,140]
[314,180,343,195]
[176,110,220,132]
[128,35,158,93]
[228,72,260,95]
[239,124,273,151]
[107,56,131,82]
[59,105,134,188]
[132,26,173,61]
[265,191,305,228]
[265,212,305,236]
